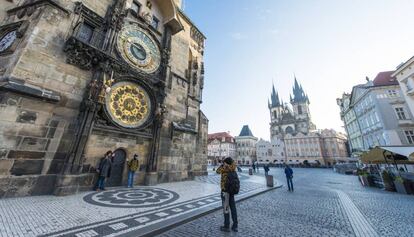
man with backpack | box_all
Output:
[216,157,239,232]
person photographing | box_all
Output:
[216,157,240,232]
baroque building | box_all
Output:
[0,0,208,197]
[235,125,257,165]
[337,71,414,157]
[256,138,285,164]
[285,129,349,166]
[393,56,414,122]
[207,132,236,165]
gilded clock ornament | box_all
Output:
[116,24,161,73]
[105,81,152,128]
[0,30,17,52]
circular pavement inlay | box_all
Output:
[83,187,180,208]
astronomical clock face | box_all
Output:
[105,81,152,128]
[0,30,17,52]
[117,24,161,74]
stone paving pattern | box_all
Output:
[0,171,269,237]
[159,168,414,237]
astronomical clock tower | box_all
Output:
[0,0,208,197]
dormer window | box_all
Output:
[152,16,160,30]
[131,1,141,17]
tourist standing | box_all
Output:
[264,164,270,176]
[252,162,256,173]
[216,157,239,232]
[94,151,113,191]
[127,154,140,188]
[284,164,294,191]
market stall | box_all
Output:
[359,146,414,194]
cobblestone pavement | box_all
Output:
[0,171,272,237]
[159,168,414,237]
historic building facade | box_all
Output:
[263,77,349,166]
[235,125,257,165]
[207,132,236,165]
[284,129,349,166]
[269,78,316,139]
[256,138,285,164]
[0,0,208,198]
[393,56,414,123]
[338,71,414,157]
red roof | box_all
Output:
[208,132,234,143]
[373,71,398,86]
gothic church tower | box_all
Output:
[268,77,316,139]
[290,77,315,134]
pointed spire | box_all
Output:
[272,84,277,97]
[294,75,300,90]
[291,75,309,104]
[270,83,280,107]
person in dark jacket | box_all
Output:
[94,151,113,191]
[252,162,256,173]
[284,164,294,191]
[216,157,238,232]
[127,154,140,188]
[264,164,270,176]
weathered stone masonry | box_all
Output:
[0,0,208,198]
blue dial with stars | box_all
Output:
[117,24,161,74]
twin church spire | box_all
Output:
[291,77,309,103]
[268,76,309,109]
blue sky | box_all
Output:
[183,0,414,140]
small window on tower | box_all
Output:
[273,111,277,118]
[152,16,160,30]
[131,1,141,17]
[298,105,303,114]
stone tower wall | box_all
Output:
[0,0,207,198]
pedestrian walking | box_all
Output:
[252,162,256,173]
[284,164,294,191]
[264,164,270,176]
[94,151,112,191]
[127,154,140,188]
[256,161,260,173]
[216,157,239,232]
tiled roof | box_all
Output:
[208,132,234,143]
[372,71,398,86]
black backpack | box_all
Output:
[225,171,240,195]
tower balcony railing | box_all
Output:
[72,23,106,50]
